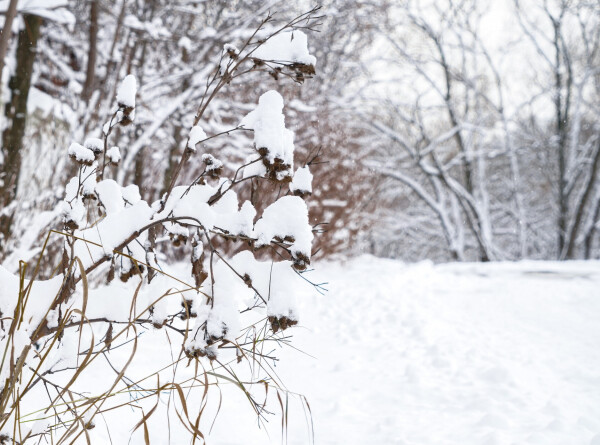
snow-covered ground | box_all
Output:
[207,256,600,445]
[14,256,600,444]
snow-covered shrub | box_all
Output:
[0,8,323,443]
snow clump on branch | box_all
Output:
[187,125,207,152]
[116,74,136,125]
[240,90,294,182]
[253,30,316,66]
[290,165,313,197]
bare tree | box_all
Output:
[364,0,518,261]
[357,0,600,261]
[515,0,600,259]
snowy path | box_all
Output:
[47,257,600,444]
[212,257,600,445]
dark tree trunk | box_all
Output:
[583,198,600,259]
[565,141,600,259]
[162,125,182,197]
[82,0,99,102]
[0,0,20,101]
[0,14,42,250]
[552,19,572,259]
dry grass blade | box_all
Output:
[74,257,89,366]
[132,384,161,436]
[58,328,138,445]
[132,403,157,445]
[276,390,285,441]
[128,278,144,323]
[173,383,190,419]
[143,419,150,445]
[56,314,95,403]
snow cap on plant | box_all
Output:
[290,165,313,197]
[252,30,316,82]
[116,74,136,125]
[107,146,121,165]
[202,153,223,179]
[240,90,295,183]
[187,125,207,153]
[67,142,95,166]
[84,137,103,158]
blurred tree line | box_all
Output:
[0,0,598,264]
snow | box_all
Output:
[242,156,267,178]
[192,240,203,262]
[265,258,600,445]
[224,43,239,56]
[72,200,154,267]
[187,125,207,151]
[229,250,299,319]
[0,265,64,349]
[165,221,189,238]
[253,30,316,66]
[201,153,223,172]
[116,74,136,109]
[159,184,216,230]
[83,137,103,155]
[240,90,295,168]
[67,142,94,164]
[217,199,255,236]
[27,87,76,125]
[61,168,93,228]
[254,195,313,260]
[172,257,600,445]
[3,257,597,444]
[60,197,85,228]
[156,184,259,241]
[95,179,124,215]
[68,165,96,198]
[124,15,170,39]
[290,165,313,195]
[107,146,121,164]
[289,98,317,113]
[0,208,61,272]
[123,14,143,31]
[322,198,347,207]
[5,0,76,24]
[178,36,192,51]
[122,184,141,204]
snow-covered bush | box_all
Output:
[0,8,323,443]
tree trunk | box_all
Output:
[565,141,600,259]
[162,125,182,197]
[552,20,570,259]
[0,0,19,102]
[82,0,99,102]
[583,197,600,259]
[0,14,42,250]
